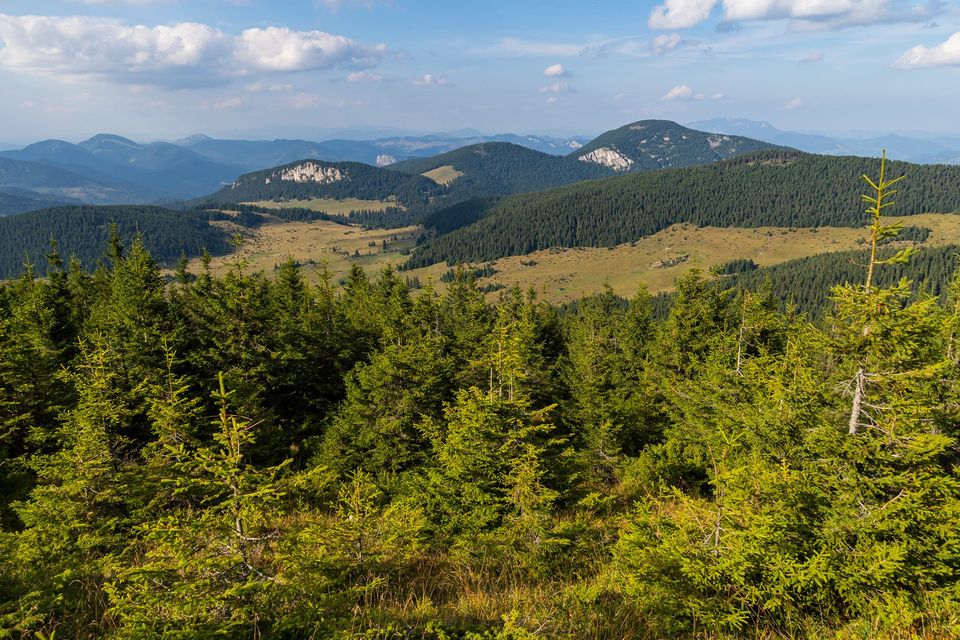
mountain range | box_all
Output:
[0,131,588,215]
[4,117,959,218]
[688,118,960,165]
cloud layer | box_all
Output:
[648,0,940,30]
[0,14,387,88]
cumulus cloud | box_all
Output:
[235,27,386,72]
[650,33,684,54]
[894,32,960,68]
[659,85,723,100]
[413,73,451,86]
[648,0,940,30]
[660,84,694,102]
[649,0,717,29]
[539,81,575,93]
[543,63,571,77]
[0,14,387,88]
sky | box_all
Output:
[0,0,958,143]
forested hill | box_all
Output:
[0,205,232,279]
[728,243,960,317]
[572,119,780,172]
[406,150,960,267]
[389,142,615,202]
[195,159,443,210]
[0,188,75,216]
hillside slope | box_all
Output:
[390,142,614,204]
[197,159,444,211]
[0,205,233,279]
[407,150,960,267]
[0,158,144,210]
[572,119,780,172]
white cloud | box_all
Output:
[651,33,684,55]
[800,51,825,63]
[539,81,575,93]
[784,97,803,109]
[661,84,698,100]
[235,27,386,72]
[648,0,940,30]
[346,70,385,82]
[543,63,571,77]
[413,73,451,86]
[0,14,387,88]
[545,96,560,104]
[711,92,727,100]
[649,0,717,29]
[895,32,960,69]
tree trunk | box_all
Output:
[848,366,865,435]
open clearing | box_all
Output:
[191,213,960,302]
[422,165,464,185]
[406,213,960,302]
[185,216,419,284]
[243,197,400,215]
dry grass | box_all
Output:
[186,213,960,302]
[422,165,464,185]
[243,197,401,215]
[406,213,960,302]
[183,217,419,284]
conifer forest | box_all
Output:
[3,159,960,640]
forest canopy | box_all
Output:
[2,158,960,639]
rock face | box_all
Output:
[278,162,345,184]
[578,146,634,171]
[376,154,398,167]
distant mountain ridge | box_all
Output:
[688,118,960,165]
[0,130,591,213]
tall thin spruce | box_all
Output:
[848,150,906,435]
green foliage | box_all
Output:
[3,155,960,638]
[0,205,233,279]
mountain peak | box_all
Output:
[177,134,214,146]
[572,119,779,172]
[80,134,142,150]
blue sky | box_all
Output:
[0,0,958,143]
